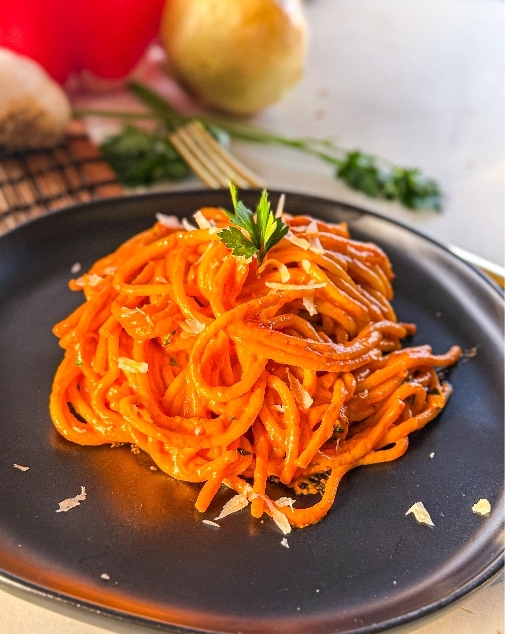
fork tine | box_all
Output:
[187,121,264,188]
[170,120,265,190]
[170,129,223,189]
[183,122,249,189]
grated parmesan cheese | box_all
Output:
[103,267,117,276]
[182,218,197,232]
[273,404,285,413]
[202,520,220,528]
[288,371,313,410]
[76,274,103,287]
[285,231,310,251]
[118,357,148,374]
[429,452,435,459]
[280,538,289,548]
[405,501,434,527]
[258,259,290,283]
[13,464,29,471]
[214,493,250,520]
[264,497,291,534]
[305,220,319,236]
[195,242,214,265]
[120,307,137,317]
[86,274,103,287]
[178,318,206,336]
[302,292,318,316]
[100,573,110,580]
[472,499,491,516]
[265,281,326,292]
[308,237,325,254]
[193,210,212,230]
[135,307,154,326]
[276,497,296,512]
[275,194,285,218]
[301,259,312,273]
[56,486,86,513]
[242,483,254,496]
[70,262,81,274]
[155,213,182,229]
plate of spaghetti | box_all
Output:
[0,189,502,634]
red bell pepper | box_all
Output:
[0,0,166,84]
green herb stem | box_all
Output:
[74,80,442,211]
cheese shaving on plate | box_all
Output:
[202,520,220,528]
[276,497,296,512]
[156,213,182,229]
[264,497,291,534]
[405,501,434,526]
[56,486,86,513]
[118,357,148,374]
[70,262,81,274]
[288,371,313,410]
[13,464,29,471]
[280,538,289,548]
[214,493,250,520]
[472,499,491,516]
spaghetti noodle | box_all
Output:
[50,202,460,530]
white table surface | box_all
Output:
[0,0,503,632]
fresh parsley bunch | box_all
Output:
[100,125,190,187]
[219,184,289,264]
[84,81,442,211]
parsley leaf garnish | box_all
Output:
[220,185,289,265]
[218,226,259,260]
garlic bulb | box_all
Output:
[161,0,307,115]
[0,48,71,149]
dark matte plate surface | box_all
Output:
[0,190,502,634]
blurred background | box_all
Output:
[0,0,502,268]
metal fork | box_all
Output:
[169,121,504,288]
[169,120,265,190]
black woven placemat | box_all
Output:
[0,120,123,235]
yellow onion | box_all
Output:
[161,0,307,115]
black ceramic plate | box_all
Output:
[0,191,502,634]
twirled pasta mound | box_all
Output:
[50,207,460,530]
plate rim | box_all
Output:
[0,188,503,634]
